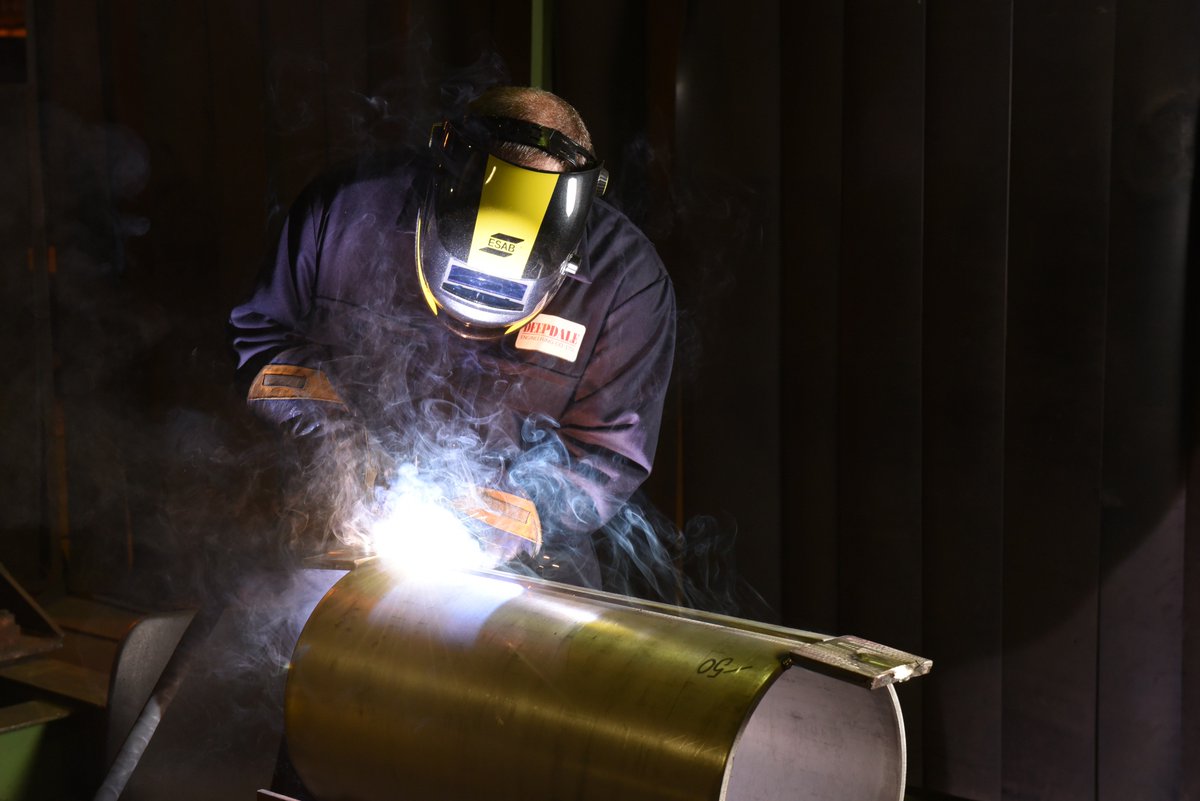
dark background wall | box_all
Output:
[0,1,1197,799]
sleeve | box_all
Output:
[510,264,677,538]
[227,182,350,436]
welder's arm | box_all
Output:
[228,177,344,437]
[512,273,676,536]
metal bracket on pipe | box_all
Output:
[787,635,932,690]
[302,549,378,571]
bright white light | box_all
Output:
[367,484,491,572]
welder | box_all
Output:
[227,86,676,589]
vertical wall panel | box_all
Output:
[476,0,529,86]
[418,0,529,113]
[639,1,683,243]
[631,1,685,531]
[837,1,926,782]
[364,0,407,97]
[779,0,843,635]
[555,0,646,216]
[136,1,218,299]
[38,0,110,246]
[1189,503,1200,801]
[1186,99,1200,801]
[1097,1,1197,797]
[206,0,269,307]
[261,0,332,226]
[837,0,925,646]
[1003,2,1115,798]
[116,0,223,599]
[38,0,133,596]
[556,1,685,538]
[0,80,39,585]
[319,0,369,165]
[99,0,148,282]
[672,0,781,615]
[921,3,1011,799]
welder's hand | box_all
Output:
[323,420,397,496]
[246,361,399,491]
[452,487,543,564]
[246,363,350,438]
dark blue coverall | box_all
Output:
[228,152,676,587]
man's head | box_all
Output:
[416,87,608,340]
[466,86,593,171]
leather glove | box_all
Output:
[247,360,396,493]
[451,487,543,564]
[246,362,349,437]
[247,362,394,539]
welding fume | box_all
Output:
[99,83,678,801]
[135,83,930,801]
[227,84,675,590]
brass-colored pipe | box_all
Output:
[286,563,916,801]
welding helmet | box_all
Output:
[417,115,609,339]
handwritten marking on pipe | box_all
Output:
[696,657,755,678]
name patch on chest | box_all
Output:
[515,314,586,363]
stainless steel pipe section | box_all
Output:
[285,563,916,801]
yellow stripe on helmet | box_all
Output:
[415,207,439,316]
[468,156,559,279]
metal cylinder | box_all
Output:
[285,563,910,801]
